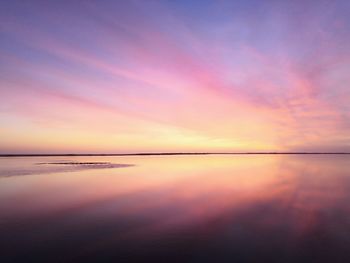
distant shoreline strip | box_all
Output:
[1,152,350,157]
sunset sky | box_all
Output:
[1,0,350,153]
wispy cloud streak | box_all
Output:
[0,0,350,153]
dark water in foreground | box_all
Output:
[1,155,350,263]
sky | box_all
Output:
[1,0,350,154]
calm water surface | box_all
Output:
[0,155,350,262]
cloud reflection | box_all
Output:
[1,155,350,261]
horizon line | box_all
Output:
[2,152,350,157]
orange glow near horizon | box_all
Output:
[1,1,350,153]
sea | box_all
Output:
[1,154,350,262]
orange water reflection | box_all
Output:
[0,155,350,262]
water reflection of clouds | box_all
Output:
[1,155,350,262]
